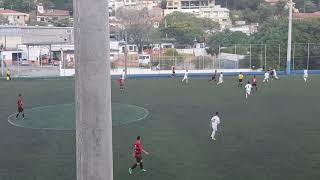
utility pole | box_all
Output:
[0,44,4,77]
[124,32,128,76]
[74,0,113,180]
[286,0,294,74]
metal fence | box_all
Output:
[111,43,320,72]
[1,43,320,78]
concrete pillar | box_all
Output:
[74,0,113,180]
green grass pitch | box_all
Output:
[0,75,319,180]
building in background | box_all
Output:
[229,22,259,35]
[110,0,158,11]
[293,12,320,20]
[36,5,70,23]
[166,0,181,9]
[0,9,29,26]
[164,0,231,28]
[0,26,73,65]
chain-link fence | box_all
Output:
[1,43,320,78]
[111,43,320,73]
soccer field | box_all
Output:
[0,75,320,180]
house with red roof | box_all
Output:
[36,5,71,23]
[293,12,320,20]
[0,8,29,26]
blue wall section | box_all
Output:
[126,70,320,78]
[2,70,319,80]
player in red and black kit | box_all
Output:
[171,66,176,78]
[129,136,149,174]
[252,75,258,92]
[16,94,25,119]
[209,70,217,82]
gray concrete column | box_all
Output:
[74,0,113,179]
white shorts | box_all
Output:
[212,124,217,131]
[246,90,251,95]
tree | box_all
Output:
[0,0,73,12]
[124,25,159,53]
[38,0,55,9]
[293,0,320,13]
[116,7,161,53]
[45,0,73,11]
[1,0,36,13]
[304,0,318,12]
[235,1,287,24]
[49,18,73,27]
[0,15,9,25]
[206,30,249,56]
[252,18,320,69]
[159,12,220,46]
[231,0,263,10]
[164,48,179,56]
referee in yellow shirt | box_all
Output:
[6,68,11,81]
[238,72,244,87]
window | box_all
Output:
[41,17,45,21]
[129,46,133,51]
[17,16,20,19]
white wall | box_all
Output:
[17,45,50,61]
[0,36,22,49]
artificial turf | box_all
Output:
[0,75,319,180]
[8,103,148,130]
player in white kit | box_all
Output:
[182,69,189,84]
[303,69,308,82]
[245,81,252,99]
[118,69,126,90]
[217,72,224,85]
[272,68,279,79]
[263,71,269,83]
[210,112,220,141]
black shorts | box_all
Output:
[239,79,243,82]
[211,76,216,80]
[18,107,23,112]
[135,156,142,163]
[252,83,257,86]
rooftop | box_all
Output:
[293,12,320,19]
[0,9,28,15]
[38,9,70,17]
